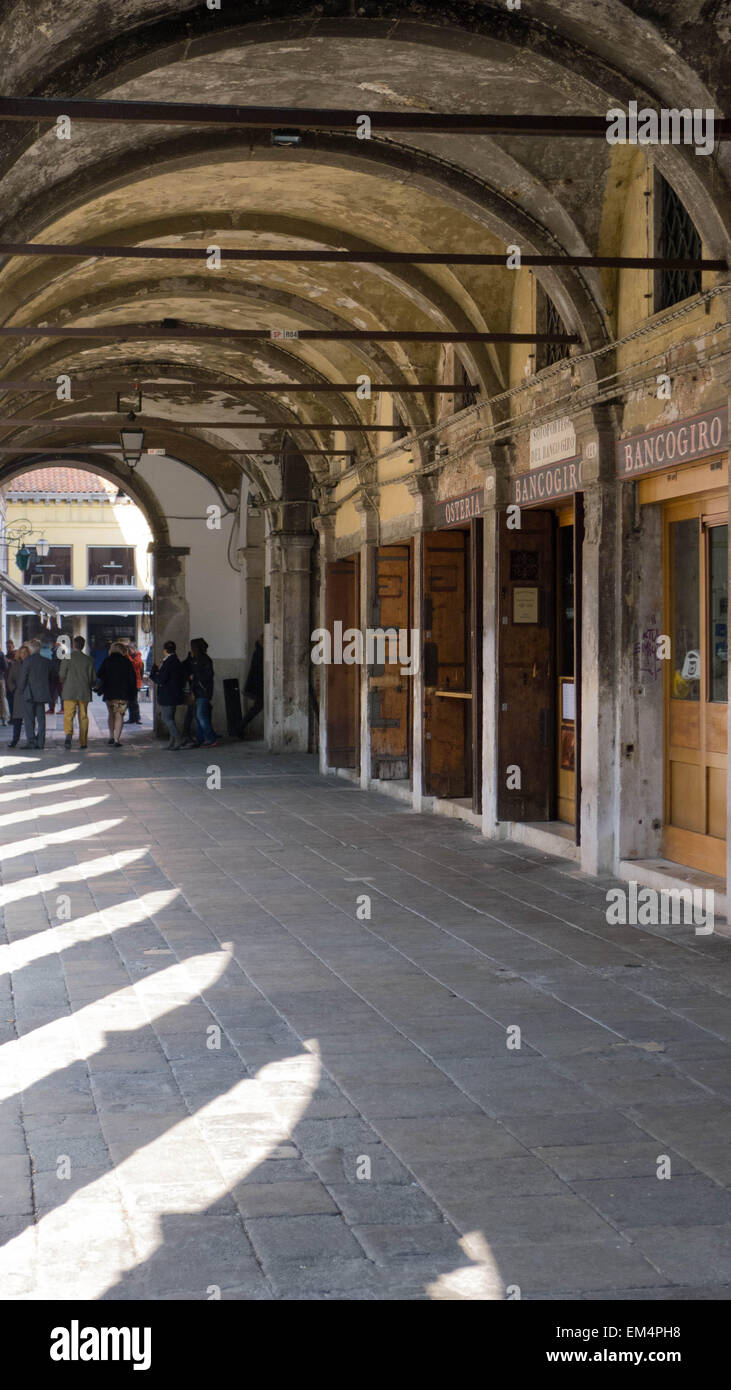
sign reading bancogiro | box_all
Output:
[616,407,728,478]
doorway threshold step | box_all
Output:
[618,858,728,934]
[504,820,579,861]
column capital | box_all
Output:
[353,490,380,544]
[574,398,624,486]
[313,513,336,562]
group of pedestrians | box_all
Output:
[1,634,144,750]
[3,630,261,751]
[150,638,218,749]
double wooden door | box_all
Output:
[370,544,411,780]
[422,525,482,810]
[663,494,728,875]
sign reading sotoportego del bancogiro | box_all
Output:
[616,407,728,478]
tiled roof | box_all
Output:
[4,468,118,497]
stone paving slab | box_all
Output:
[1,735,730,1300]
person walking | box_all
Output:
[59,635,96,750]
[182,637,217,748]
[0,647,8,726]
[125,641,144,724]
[20,638,51,749]
[177,652,197,749]
[6,644,29,747]
[47,639,63,714]
[240,635,264,738]
[150,640,184,748]
[97,640,138,746]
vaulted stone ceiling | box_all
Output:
[0,0,727,498]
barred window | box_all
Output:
[656,175,702,311]
[455,363,477,411]
[536,288,571,370]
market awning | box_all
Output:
[0,570,60,623]
[3,585,147,617]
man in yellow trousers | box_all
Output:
[59,635,96,750]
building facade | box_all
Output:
[3,468,153,659]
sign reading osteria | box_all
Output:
[616,407,728,479]
[435,489,483,529]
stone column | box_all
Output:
[574,402,622,877]
[266,529,315,752]
[149,543,190,740]
[477,442,512,840]
[150,543,190,655]
[237,503,266,740]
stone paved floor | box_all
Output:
[1,724,730,1300]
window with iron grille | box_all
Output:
[655,174,702,311]
[536,287,571,371]
[455,363,477,411]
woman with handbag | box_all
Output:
[96,641,138,746]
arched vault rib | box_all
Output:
[0,132,615,362]
[0,4,726,243]
[0,424,273,501]
[0,450,171,547]
[0,276,450,410]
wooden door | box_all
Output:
[470,518,484,814]
[370,544,411,780]
[663,495,727,876]
[556,507,576,826]
[498,510,555,821]
[325,556,359,768]
[423,529,471,799]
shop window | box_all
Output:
[670,518,700,700]
[708,523,728,704]
[536,287,571,370]
[88,546,135,586]
[655,175,702,312]
[25,545,71,585]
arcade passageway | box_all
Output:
[1,741,730,1300]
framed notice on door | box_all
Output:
[513,586,539,623]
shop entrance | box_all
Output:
[370,543,411,781]
[325,555,360,770]
[87,615,137,670]
[498,500,582,830]
[422,523,482,811]
[663,492,728,876]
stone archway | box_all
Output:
[0,449,189,708]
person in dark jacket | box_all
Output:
[20,638,51,749]
[6,644,29,747]
[47,641,63,714]
[97,641,138,746]
[182,637,217,747]
[240,636,264,738]
[150,640,184,749]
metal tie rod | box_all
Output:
[0,242,723,271]
[1,99,728,136]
